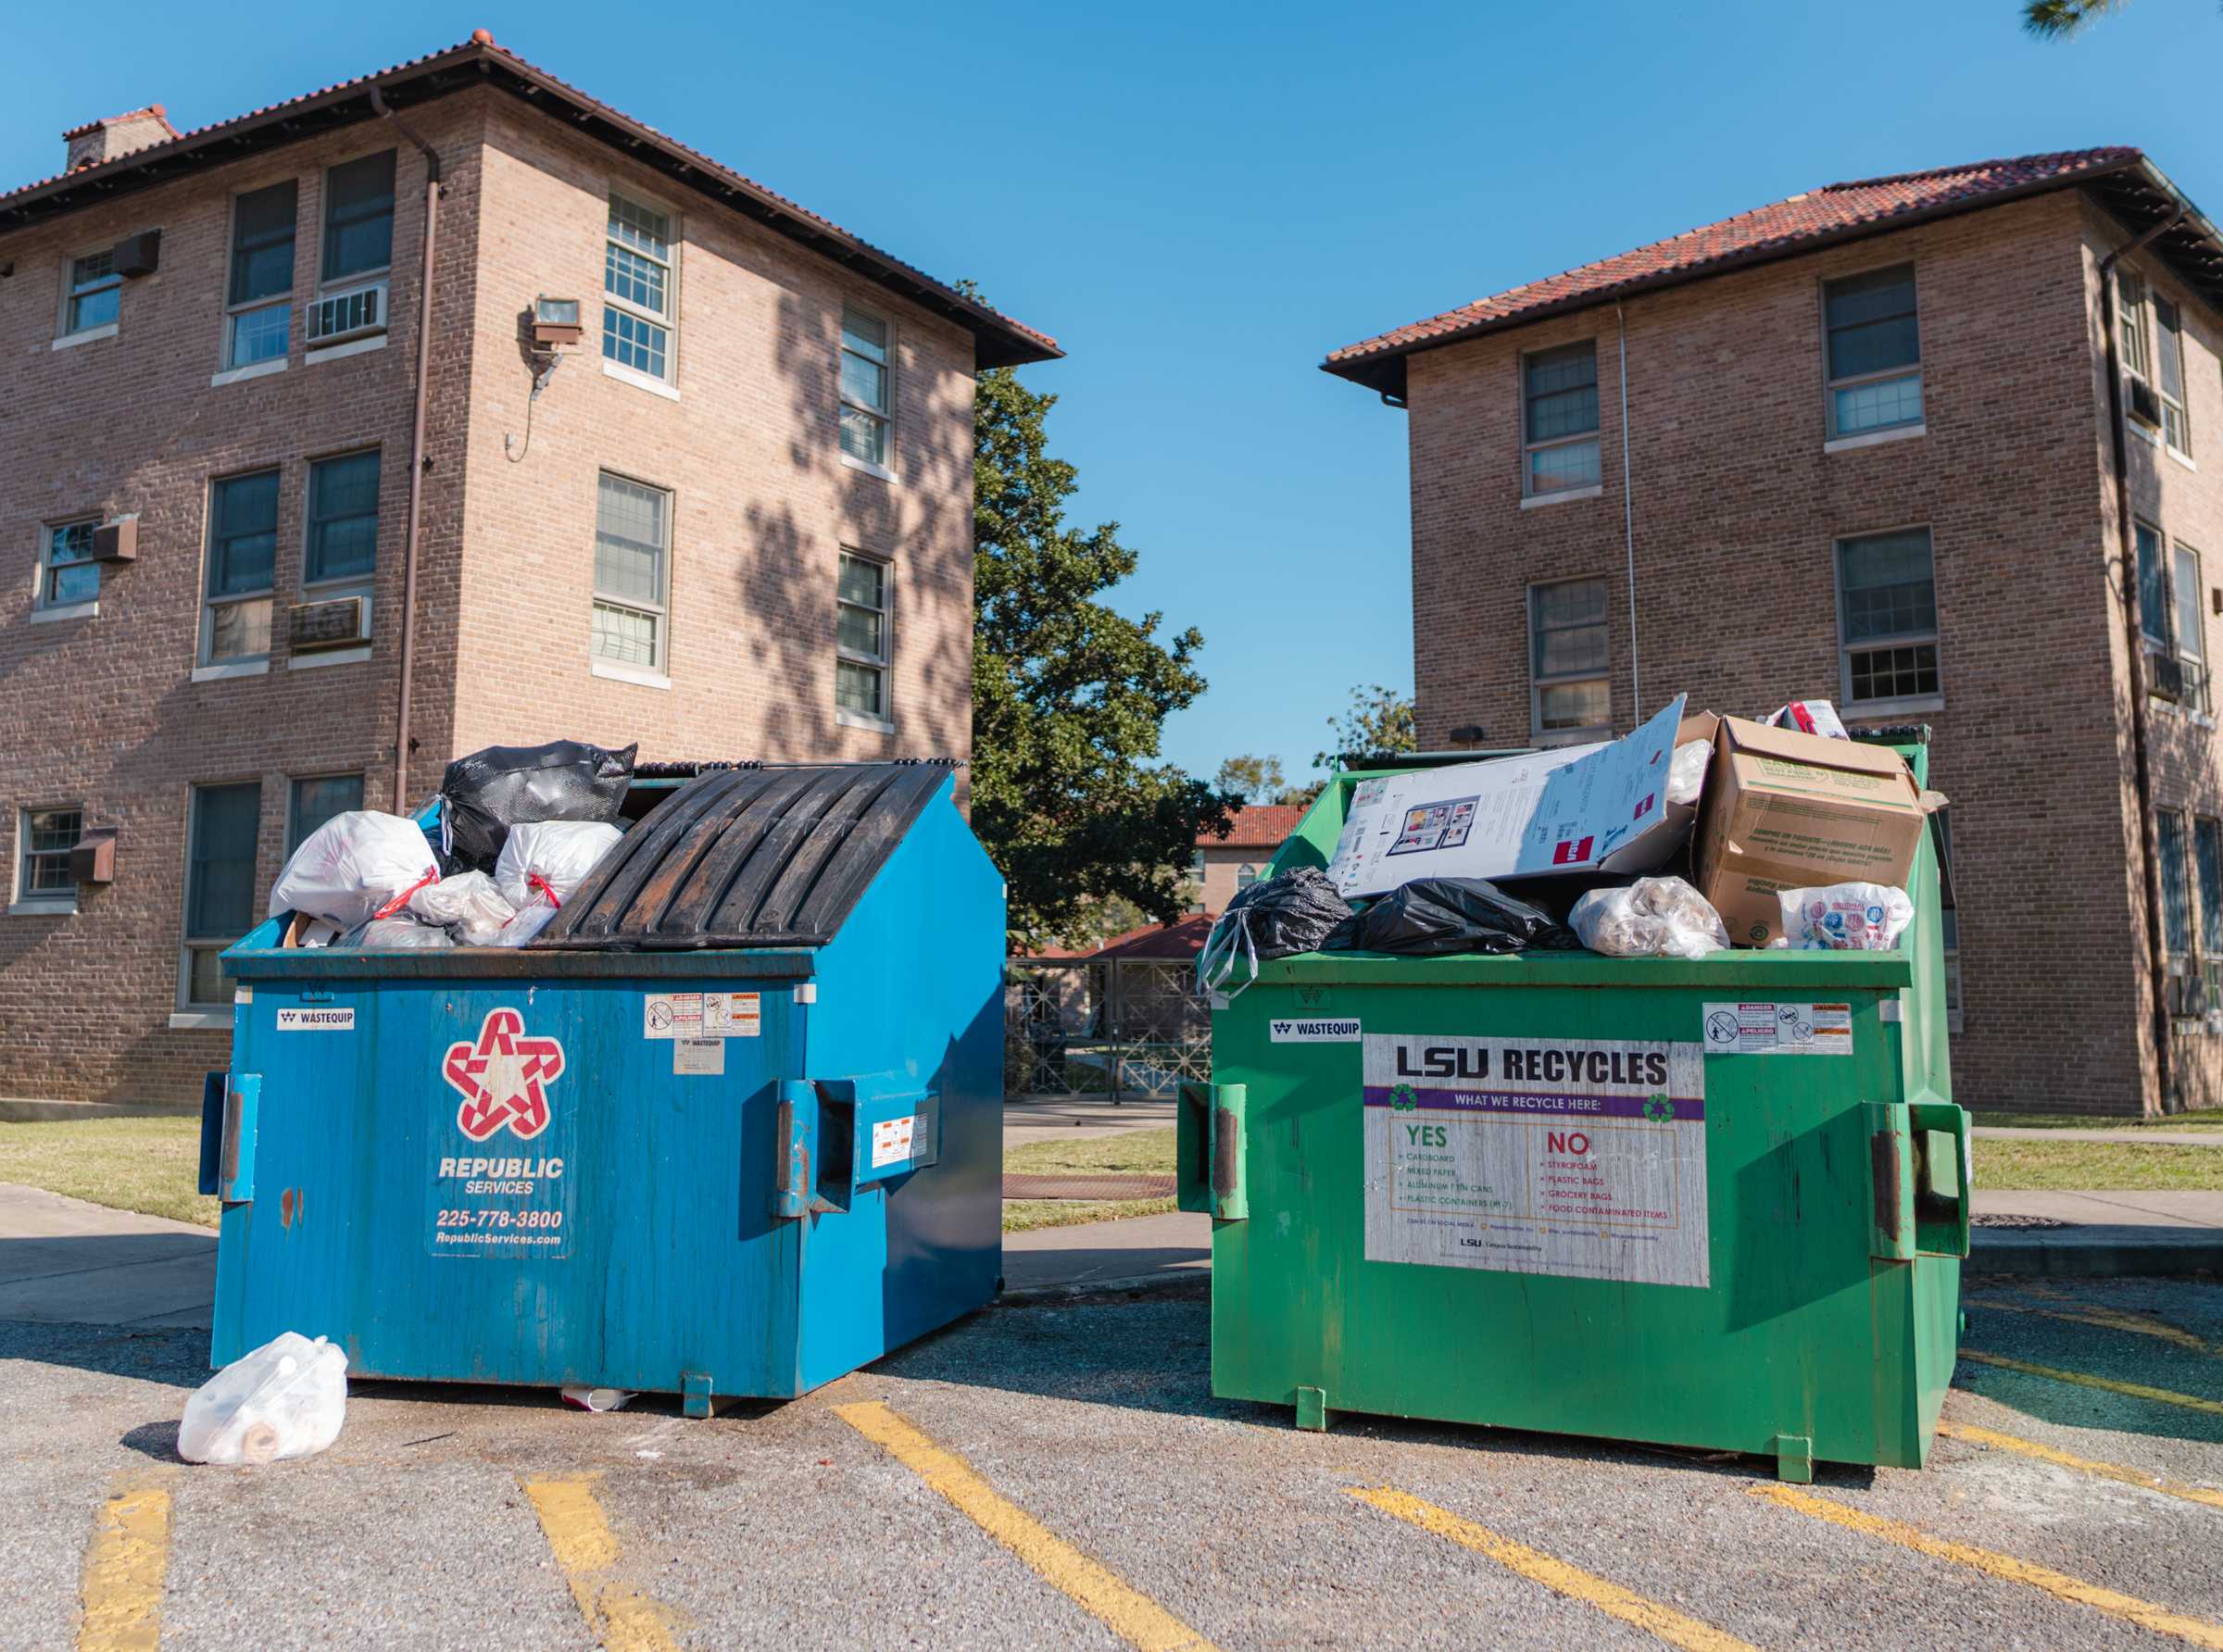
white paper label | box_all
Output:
[1270,1017,1362,1044]
[277,1007,354,1031]
[1363,1032,1709,1289]
[872,1115,918,1168]
[673,1037,724,1075]
[1701,1002,1852,1057]
[645,992,760,1039]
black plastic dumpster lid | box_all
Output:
[533,762,953,950]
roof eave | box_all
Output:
[1319,152,2159,401]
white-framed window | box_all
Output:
[602,193,675,383]
[2120,271,2152,390]
[2155,294,2192,457]
[287,773,363,855]
[1521,342,1601,497]
[181,781,260,1010]
[2137,521,2211,714]
[202,469,280,667]
[321,151,395,284]
[225,180,296,369]
[37,518,101,610]
[305,450,380,585]
[835,550,892,727]
[592,471,670,670]
[1823,264,1923,439]
[61,249,120,337]
[15,807,82,912]
[839,306,892,470]
[1836,527,1940,711]
[1528,577,1610,739]
[1236,863,1261,892]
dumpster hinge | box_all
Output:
[1176,1081,1247,1222]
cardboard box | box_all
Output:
[1693,717,1937,946]
[1326,697,1694,898]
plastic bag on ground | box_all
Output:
[1570,876,1730,959]
[179,1332,347,1466]
[1777,882,1915,950]
[1321,877,1573,957]
[1666,740,1712,806]
[270,812,441,929]
[1197,867,1353,998]
[345,915,456,949]
[408,870,517,945]
[439,740,636,872]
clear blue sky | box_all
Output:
[8,1,2216,788]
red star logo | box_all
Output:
[443,1008,565,1143]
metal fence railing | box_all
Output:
[1004,957,1210,1102]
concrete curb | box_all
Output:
[996,1268,1209,1305]
[1969,1227,2223,1277]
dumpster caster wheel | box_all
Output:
[1774,1433,1814,1484]
[1295,1386,1330,1433]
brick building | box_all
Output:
[1325,147,2223,1116]
[1189,805,1308,914]
[0,33,1055,1104]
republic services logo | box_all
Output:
[443,1008,566,1143]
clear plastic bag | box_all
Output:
[1569,876,1730,959]
[270,812,441,929]
[345,916,455,949]
[1666,740,1711,806]
[408,870,517,945]
[1777,882,1915,950]
[179,1332,348,1466]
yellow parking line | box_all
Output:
[1961,1350,2223,1416]
[1349,1487,1755,1652]
[1975,1298,2212,1353]
[1751,1483,2223,1648]
[1938,1421,2223,1510]
[520,1475,680,1652]
[79,1482,170,1652]
[835,1399,1220,1652]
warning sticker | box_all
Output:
[1363,1032,1709,1289]
[673,1037,724,1076]
[1270,1017,1362,1043]
[644,992,761,1039]
[1701,1002,1852,1058]
[872,1115,918,1168]
[277,1007,353,1031]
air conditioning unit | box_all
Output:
[288,594,368,651]
[307,279,387,347]
[2149,647,2184,703]
[2128,376,2164,427]
[91,515,137,562]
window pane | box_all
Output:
[837,554,885,611]
[207,597,272,661]
[1526,438,1600,494]
[837,602,883,657]
[49,521,95,563]
[289,775,363,853]
[2155,298,2186,403]
[842,308,887,364]
[840,406,888,466]
[604,241,669,316]
[47,561,99,606]
[22,807,82,895]
[227,302,290,368]
[2160,812,2192,957]
[1524,343,1598,442]
[595,475,668,606]
[307,451,381,583]
[187,946,232,1007]
[69,285,119,332]
[2200,819,2223,957]
[230,181,297,306]
[1825,266,1918,379]
[835,658,885,717]
[592,602,659,666]
[2119,273,2149,379]
[1832,373,1924,435]
[209,472,279,596]
[71,250,114,290]
[1537,622,1608,677]
[609,194,671,260]
[601,307,669,378]
[2176,547,2204,664]
[2137,523,2169,646]
[1827,316,1920,382]
[1538,679,1609,732]
[187,782,261,938]
[840,350,887,415]
[323,151,396,280]
[1848,644,1939,703]
[1840,530,1936,643]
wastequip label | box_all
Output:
[1362,1033,1709,1289]
[426,1008,573,1258]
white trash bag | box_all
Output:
[344,916,455,949]
[1570,876,1731,960]
[179,1332,348,1466]
[408,870,517,945]
[1777,882,1915,951]
[491,821,622,945]
[1665,739,1712,807]
[270,812,440,930]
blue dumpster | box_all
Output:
[199,760,1003,1414]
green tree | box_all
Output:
[1313,683,1418,771]
[971,364,1233,952]
[2023,0,2216,33]
[1215,754,1288,805]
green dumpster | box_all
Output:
[1179,740,1966,1482]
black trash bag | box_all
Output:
[1322,877,1575,957]
[439,740,637,871]
[1217,866,1354,960]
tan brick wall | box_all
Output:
[1194,845,1274,914]
[0,84,981,1106]
[1401,190,2223,1114]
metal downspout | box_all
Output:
[1616,302,1639,718]
[2098,206,2186,1113]
[372,86,445,814]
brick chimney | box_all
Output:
[63,106,179,173]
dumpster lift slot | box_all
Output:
[1177,1082,1248,1221]
[198,1072,259,1206]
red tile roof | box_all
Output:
[1031,914,1217,962]
[61,106,180,144]
[1325,147,2148,395]
[1202,805,1306,849]
[0,33,1057,367]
